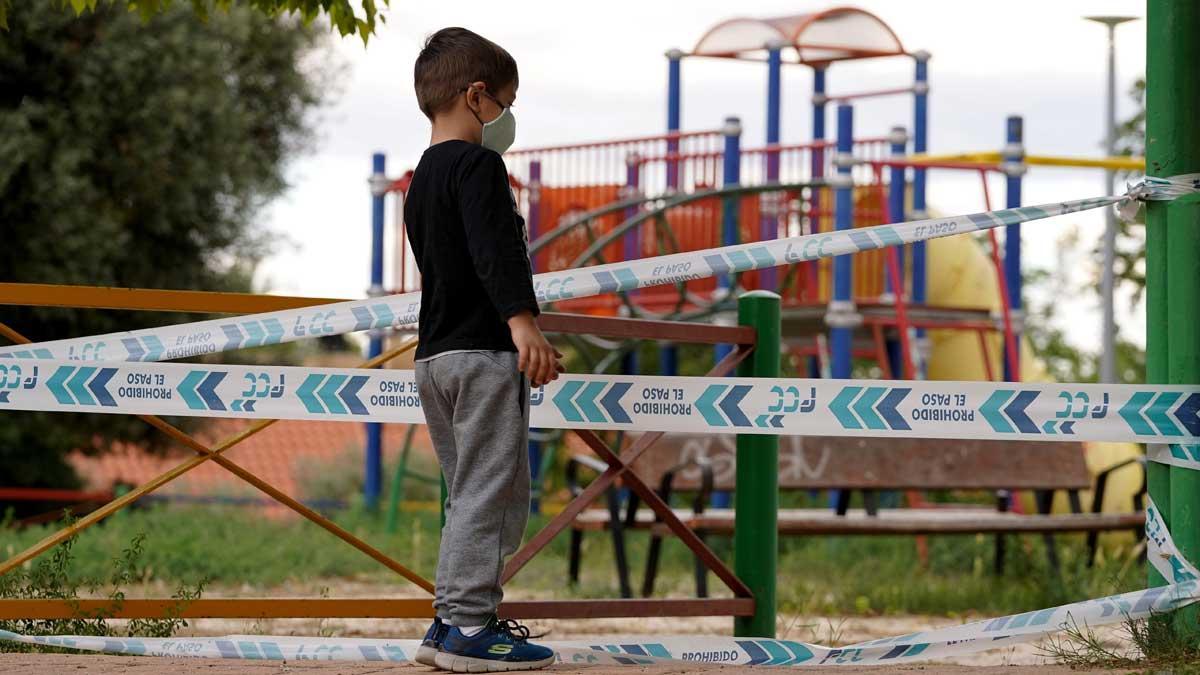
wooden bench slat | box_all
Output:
[564,433,1142,545]
[645,510,1145,536]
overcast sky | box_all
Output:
[256,0,1148,351]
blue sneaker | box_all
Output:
[434,616,555,672]
[415,617,449,667]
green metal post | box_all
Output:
[734,290,781,638]
[1147,0,1200,638]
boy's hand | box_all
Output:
[508,311,564,387]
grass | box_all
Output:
[1,502,1146,620]
[1041,613,1200,673]
[0,521,205,653]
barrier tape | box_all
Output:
[1,503,1195,667]
[0,193,1123,363]
[1117,173,1200,221]
[1,359,1197,444]
[1148,443,1200,472]
[0,178,1195,665]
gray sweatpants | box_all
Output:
[415,350,531,626]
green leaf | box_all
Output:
[10,0,390,42]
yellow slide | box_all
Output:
[924,235,1143,531]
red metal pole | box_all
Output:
[885,248,916,380]
[977,328,997,382]
[978,170,1021,380]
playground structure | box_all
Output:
[0,1,1198,664]
[377,7,1148,515]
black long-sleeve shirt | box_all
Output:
[404,140,539,360]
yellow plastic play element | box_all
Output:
[915,152,1146,172]
[924,235,1143,534]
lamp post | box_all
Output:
[1084,15,1137,384]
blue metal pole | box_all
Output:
[719,117,742,293]
[528,435,542,513]
[765,45,782,173]
[666,48,683,191]
[1003,115,1025,382]
[812,67,827,179]
[760,44,783,290]
[911,51,930,376]
[715,116,742,364]
[660,343,678,377]
[712,116,742,510]
[886,125,908,291]
[831,104,855,381]
[366,152,387,511]
[885,126,908,376]
[622,154,642,440]
[528,160,542,271]
[623,154,641,263]
[527,158,543,514]
[811,67,827,231]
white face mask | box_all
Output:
[469,89,516,154]
[481,106,516,154]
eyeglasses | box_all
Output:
[463,86,513,109]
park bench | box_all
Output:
[565,433,1145,597]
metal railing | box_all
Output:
[0,283,772,621]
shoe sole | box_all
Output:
[414,644,438,667]
[434,651,555,672]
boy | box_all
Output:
[404,27,563,673]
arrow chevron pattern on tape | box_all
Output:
[221,318,286,350]
[1120,391,1200,437]
[177,371,227,411]
[350,304,396,332]
[754,413,784,428]
[829,386,910,431]
[0,348,53,359]
[979,390,1041,434]
[1041,419,1076,435]
[1,194,1123,364]
[120,335,165,361]
[4,360,1199,445]
[695,384,752,427]
[552,380,631,424]
[1147,444,1200,473]
[44,366,118,407]
[296,374,370,415]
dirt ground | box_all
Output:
[0,613,1134,673]
[0,581,1136,672]
[0,653,1123,674]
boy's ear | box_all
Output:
[464,80,488,111]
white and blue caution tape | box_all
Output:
[0,359,1197,444]
[1148,443,1200,473]
[0,510,1195,667]
[1117,173,1200,221]
[0,194,1123,363]
[1,177,1197,667]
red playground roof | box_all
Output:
[691,6,906,65]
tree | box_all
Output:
[0,3,329,500]
[1023,78,1148,386]
[1,0,388,43]
[1110,78,1147,306]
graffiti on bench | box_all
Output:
[669,435,832,488]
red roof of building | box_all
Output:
[69,419,434,514]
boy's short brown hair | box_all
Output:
[414,27,518,120]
